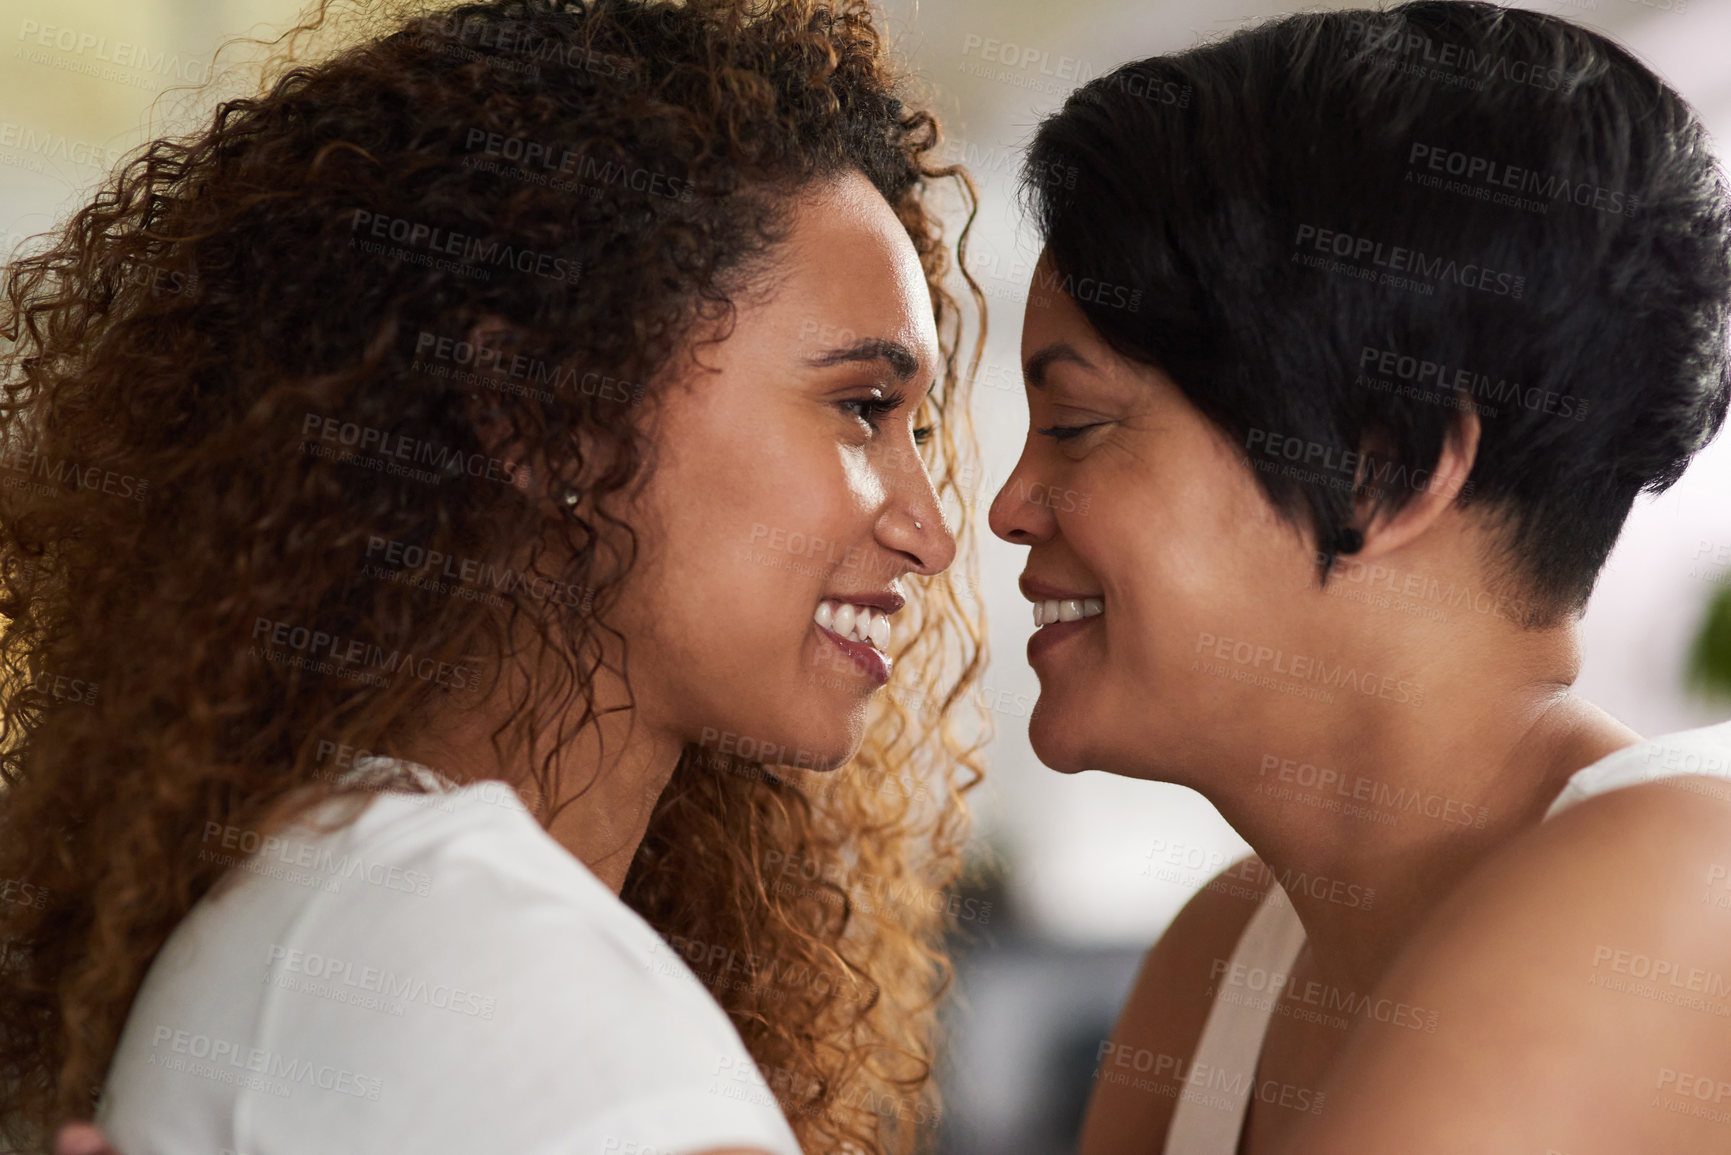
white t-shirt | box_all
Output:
[96,757,803,1155]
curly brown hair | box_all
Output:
[0,1,991,1151]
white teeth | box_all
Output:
[1033,597,1105,628]
[812,600,893,652]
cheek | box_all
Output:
[1154,450,1285,593]
[1081,461,1277,661]
[684,451,862,650]
[838,445,885,507]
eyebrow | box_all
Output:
[804,336,921,383]
[1023,341,1095,390]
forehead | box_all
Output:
[1021,248,1093,353]
[765,172,942,376]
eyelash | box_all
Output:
[844,395,935,445]
[1036,422,1104,441]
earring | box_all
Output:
[561,488,580,510]
[914,520,922,530]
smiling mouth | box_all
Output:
[813,599,891,652]
[1032,597,1104,628]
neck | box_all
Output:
[392,669,684,897]
[539,708,685,895]
[1205,618,1639,1000]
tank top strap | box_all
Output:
[1545,719,1731,821]
[1163,888,1307,1155]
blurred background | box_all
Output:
[4,0,1729,1151]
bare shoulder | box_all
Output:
[1077,853,1278,1155]
[1280,774,1731,1155]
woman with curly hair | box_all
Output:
[0,1,990,1152]
[992,3,1731,1153]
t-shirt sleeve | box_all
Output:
[235,806,801,1155]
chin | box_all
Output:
[765,711,863,775]
[1027,700,1093,774]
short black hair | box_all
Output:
[1022,0,1731,625]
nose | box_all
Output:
[876,454,957,578]
[989,447,1056,545]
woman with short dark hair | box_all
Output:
[990,3,1731,1151]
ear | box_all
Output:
[1350,408,1480,559]
[458,315,604,520]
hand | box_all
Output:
[54,1122,117,1155]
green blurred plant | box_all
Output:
[1687,584,1731,698]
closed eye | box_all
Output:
[1036,422,1104,441]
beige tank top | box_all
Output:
[1161,719,1731,1154]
